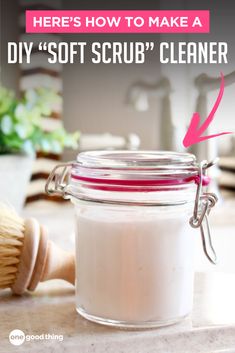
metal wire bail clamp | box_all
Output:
[189,160,218,265]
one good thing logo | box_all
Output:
[9,329,63,345]
[9,329,25,346]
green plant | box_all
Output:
[0,86,79,155]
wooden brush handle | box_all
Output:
[12,219,75,294]
[27,223,48,291]
[11,219,41,295]
[39,230,75,285]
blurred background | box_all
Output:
[0,0,235,273]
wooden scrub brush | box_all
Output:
[0,204,75,295]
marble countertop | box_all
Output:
[1,272,235,353]
[1,193,235,353]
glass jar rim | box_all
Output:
[71,150,207,190]
[76,150,196,169]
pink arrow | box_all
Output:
[183,72,232,148]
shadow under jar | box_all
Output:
[46,150,217,328]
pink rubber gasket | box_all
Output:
[71,174,210,192]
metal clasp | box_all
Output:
[189,160,218,265]
[45,162,72,199]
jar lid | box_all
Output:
[71,151,205,188]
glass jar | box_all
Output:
[46,150,217,328]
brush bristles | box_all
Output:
[0,205,25,289]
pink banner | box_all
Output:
[26,10,210,33]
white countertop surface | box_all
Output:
[1,192,235,353]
